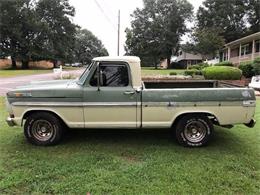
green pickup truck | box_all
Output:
[6,56,256,147]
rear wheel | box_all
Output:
[175,114,213,147]
[24,112,63,146]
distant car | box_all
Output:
[249,76,260,91]
[71,63,82,67]
[64,63,71,67]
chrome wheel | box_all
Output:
[31,120,54,141]
[184,120,207,143]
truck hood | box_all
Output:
[16,79,73,90]
[7,79,83,98]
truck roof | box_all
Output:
[93,56,141,63]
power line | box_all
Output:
[93,0,117,30]
[100,0,116,18]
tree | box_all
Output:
[196,0,259,43]
[246,0,260,34]
[184,28,225,59]
[125,0,193,67]
[0,0,77,69]
[0,0,38,69]
[35,0,77,67]
[73,29,108,65]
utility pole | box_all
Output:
[117,9,120,56]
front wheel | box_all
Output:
[24,112,63,146]
[175,114,213,147]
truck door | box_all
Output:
[83,62,138,128]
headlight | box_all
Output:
[7,92,32,97]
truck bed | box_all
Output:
[143,80,218,89]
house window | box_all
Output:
[255,40,260,53]
[240,44,251,56]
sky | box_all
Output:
[69,0,204,56]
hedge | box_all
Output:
[202,66,242,80]
[253,57,260,75]
[188,63,209,70]
[169,72,177,75]
[239,62,254,78]
[214,61,234,67]
[184,69,202,76]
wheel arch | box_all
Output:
[22,109,68,128]
[171,111,219,128]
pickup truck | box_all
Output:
[6,56,256,147]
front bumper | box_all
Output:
[244,119,256,128]
[6,117,16,127]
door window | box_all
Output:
[90,64,129,87]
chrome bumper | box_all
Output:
[6,117,16,127]
[244,119,256,128]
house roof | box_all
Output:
[225,32,260,47]
[176,51,203,62]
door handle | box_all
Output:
[124,91,135,95]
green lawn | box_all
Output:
[141,67,185,76]
[0,67,181,78]
[0,69,52,78]
[0,97,259,194]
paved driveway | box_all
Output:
[0,69,84,96]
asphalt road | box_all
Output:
[0,69,84,96]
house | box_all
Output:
[159,59,168,69]
[220,32,260,65]
[175,50,203,68]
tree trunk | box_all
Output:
[53,60,58,68]
[11,56,17,69]
[21,60,29,69]
[154,58,158,69]
[154,62,158,69]
[167,57,171,69]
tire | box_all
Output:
[24,112,63,146]
[175,114,213,147]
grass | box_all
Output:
[0,97,259,194]
[141,67,185,76]
[0,69,52,78]
[0,67,81,78]
[0,66,182,78]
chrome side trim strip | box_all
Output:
[142,101,246,107]
[12,101,249,107]
[12,102,83,107]
[12,102,141,107]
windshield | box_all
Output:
[77,61,95,85]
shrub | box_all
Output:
[170,62,185,69]
[239,62,254,78]
[214,61,234,67]
[188,63,209,70]
[169,72,177,75]
[202,66,242,80]
[253,57,260,75]
[184,69,202,76]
